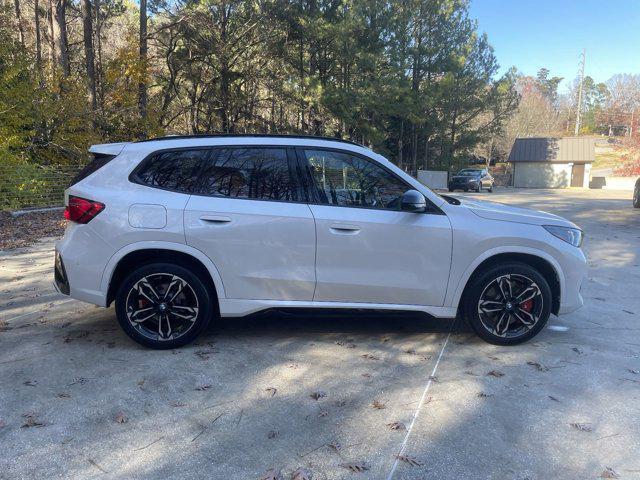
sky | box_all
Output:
[469,0,640,93]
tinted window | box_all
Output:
[305,149,408,210]
[69,153,115,187]
[135,149,207,192]
[199,148,298,201]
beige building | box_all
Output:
[508,137,594,188]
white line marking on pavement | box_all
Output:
[386,331,451,480]
[3,298,75,323]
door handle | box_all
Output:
[200,215,232,224]
[329,224,361,234]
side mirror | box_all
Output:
[401,189,427,213]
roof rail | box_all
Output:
[135,133,365,147]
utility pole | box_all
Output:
[574,48,586,136]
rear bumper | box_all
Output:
[55,224,112,307]
[54,250,70,295]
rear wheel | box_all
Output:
[463,262,551,345]
[115,263,215,349]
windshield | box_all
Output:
[457,169,482,176]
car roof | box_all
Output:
[136,134,364,147]
[117,134,377,159]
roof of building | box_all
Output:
[508,137,595,163]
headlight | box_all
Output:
[543,225,583,247]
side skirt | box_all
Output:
[218,299,457,318]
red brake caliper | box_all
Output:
[520,298,533,312]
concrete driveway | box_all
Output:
[1,188,639,480]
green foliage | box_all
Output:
[1,0,520,211]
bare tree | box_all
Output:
[13,0,26,46]
[52,0,70,76]
[138,0,148,127]
[81,0,97,110]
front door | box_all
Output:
[571,164,585,187]
[301,148,452,306]
[184,146,316,301]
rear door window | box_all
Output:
[198,147,299,202]
[133,149,209,193]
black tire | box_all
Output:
[462,262,552,345]
[488,185,493,193]
[115,262,215,349]
[448,188,454,192]
[477,184,482,192]
[634,179,640,208]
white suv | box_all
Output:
[55,135,586,349]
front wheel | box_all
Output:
[462,263,552,345]
[115,263,215,349]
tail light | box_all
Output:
[64,196,105,224]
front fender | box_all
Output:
[446,245,564,310]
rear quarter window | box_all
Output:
[69,153,116,187]
[132,149,209,193]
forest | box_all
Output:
[1,0,638,210]
[1,0,521,173]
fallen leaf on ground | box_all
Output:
[361,373,371,378]
[318,409,328,417]
[548,395,561,402]
[428,375,439,382]
[570,422,592,432]
[267,430,278,439]
[87,458,109,474]
[371,399,386,409]
[21,413,45,428]
[23,380,38,387]
[487,370,505,377]
[292,467,313,480]
[623,310,635,315]
[259,468,283,480]
[195,384,212,391]
[335,400,347,407]
[265,387,277,397]
[0,420,6,428]
[340,462,369,473]
[395,455,423,466]
[114,412,128,424]
[527,361,550,372]
[171,401,186,407]
[600,467,620,478]
[194,349,215,360]
[57,392,70,398]
[328,442,342,453]
[387,422,406,430]
[362,354,379,360]
[476,392,493,398]
[572,347,584,354]
[628,369,639,375]
[310,391,326,401]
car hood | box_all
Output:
[460,198,577,227]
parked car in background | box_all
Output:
[55,135,585,349]
[448,168,494,192]
[634,177,640,208]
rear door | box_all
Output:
[184,146,316,301]
[300,148,452,306]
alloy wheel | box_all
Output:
[477,274,544,338]
[125,273,199,342]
